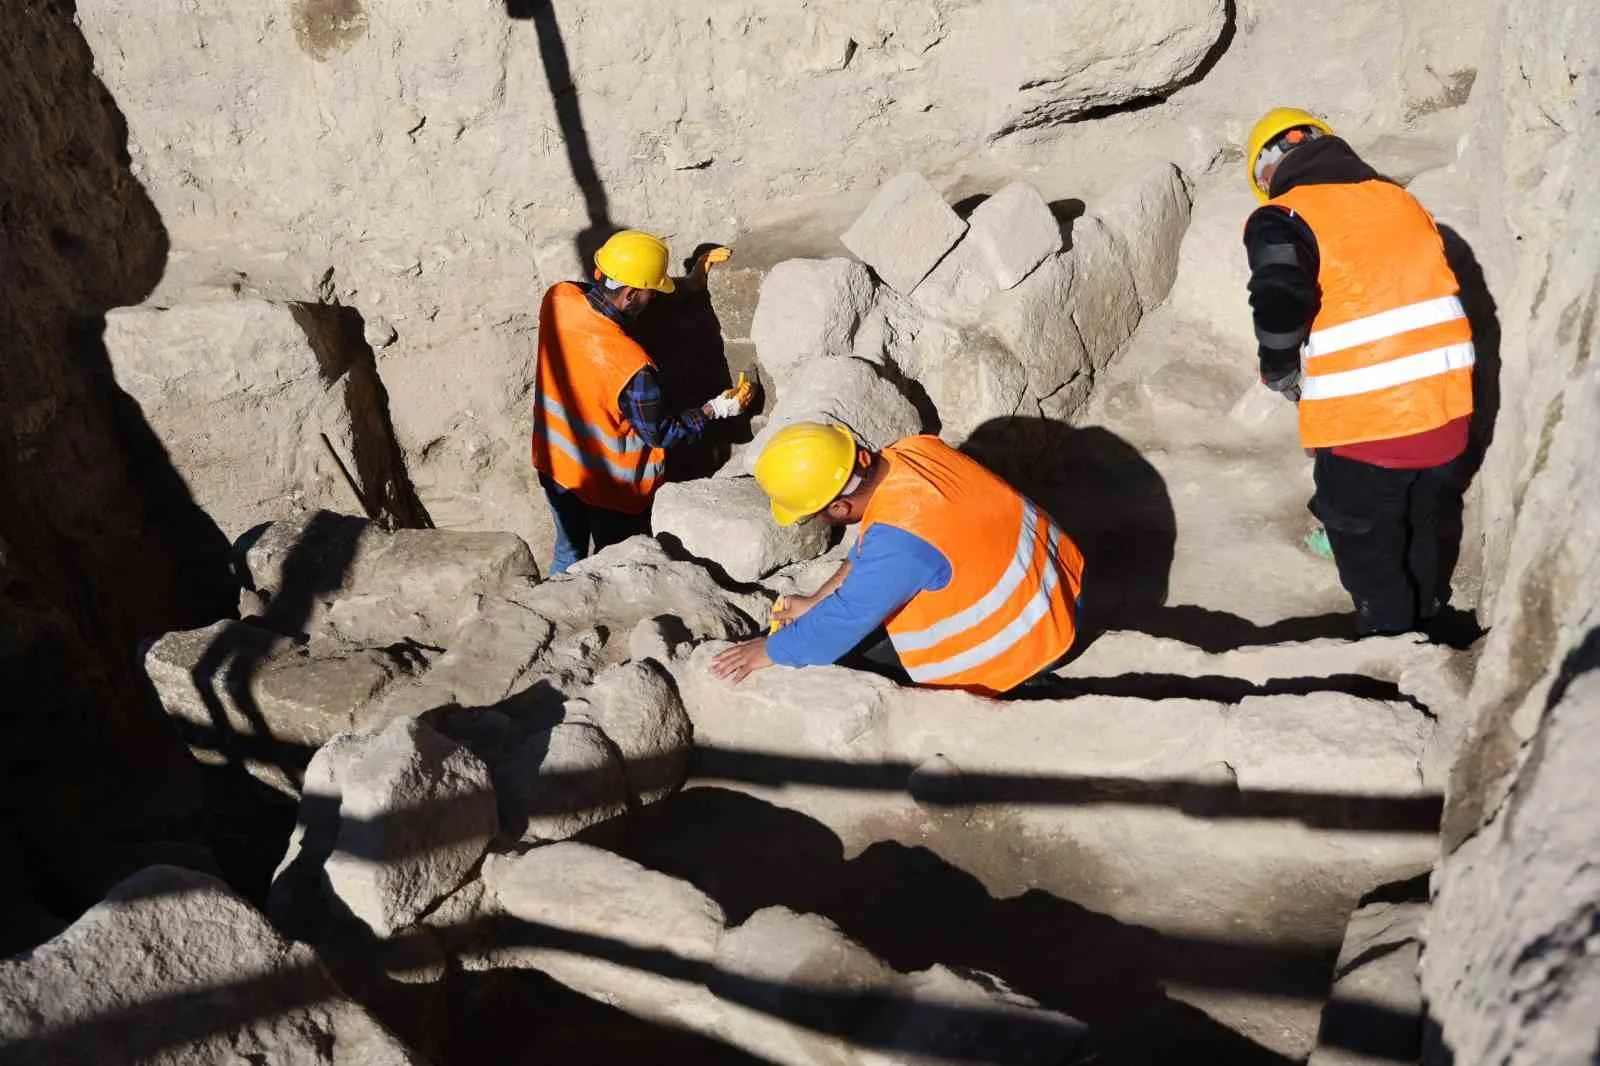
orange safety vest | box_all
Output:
[531,282,667,514]
[1270,181,1474,449]
[859,437,1084,696]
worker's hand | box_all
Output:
[703,373,755,419]
[773,592,820,625]
[1261,369,1303,402]
[712,638,773,685]
[699,246,732,270]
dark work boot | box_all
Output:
[1354,597,1415,638]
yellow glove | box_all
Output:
[702,246,732,268]
[717,372,755,414]
[768,596,787,635]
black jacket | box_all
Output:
[1242,137,1390,383]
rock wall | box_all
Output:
[0,0,238,945]
[1419,0,1600,1059]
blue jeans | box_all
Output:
[540,473,650,575]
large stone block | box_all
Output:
[242,510,538,647]
[569,659,695,806]
[966,181,1063,290]
[840,173,968,294]
[742,358,924,475]
[322,718,498,938]
[475,843,727,1031]
[0,866,424,1065]
[1066,216,1144,370]
[1226,693,1432,796]
[653,476,831,583]
[982,253,1091,401]
[495,721,629,844]
[1096,163,1193,312]
[1310,897,1426,1066]
[749,258,876,388]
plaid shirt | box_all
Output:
[585,283,708,449]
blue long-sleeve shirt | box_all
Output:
[767,524,952,667]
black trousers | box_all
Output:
[1309,449,1462,636]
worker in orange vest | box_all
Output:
[712,423,1086,697]
[1244,108,1475,636]
[532,230,751,573]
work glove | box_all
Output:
[699,246,732,270]
[1262,369,1303,402]
[704,372,755,419]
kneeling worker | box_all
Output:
[712,423,1086,697]
[532,230,750,574]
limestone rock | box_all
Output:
[711,906,896,1066]
[571,659,695,806]
[495,721,629,844]
[1226,693,1432,796]
[840,173,967,294]
[855,964,1090,1066]
[743,358,924,474]
[628,615,694,665]
[1310,897,1426,1066]
[143,620,403,794]
[475,842,727,1031]
[981,253,1091,404]
[749,258,876,388]
[707,257,766,342]
[966,181,1064,290]
[653,476,831,583]
[0,866,423,1065]
[271,732,367,937]
[103,299,413,540]
[987,0,1228,132]
[323,718,498,937]
[1066,216,1143,370]
[915,330,1031,442]
[242,510,539,648]
[910,236,1002,319]
[1096,162,1194,312]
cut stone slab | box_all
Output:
[967,181,1064,290]
[982,252,1091,403]
[840,172,968,294]
[707,258,766,342]
[323,717,498,937]
[242,510,539,648]
[749,258,876,388]
[711,906,896,1066]
[1096,162,1194,312]
[474,842,727,1032]
[915,330,1030,442]
[0,865,424,1065]
[144,620,403,795]
[1309,897,1426,1066]
[653,476,831,583]
[910,236,1001,318]
[1066,216,1144,370]
[1225,693,1432,797]
[742,358,924,475]
[569,659,695,806]
[102,299,414,541]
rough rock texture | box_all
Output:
[1309,897,1426,1066]
[653,476,832,582]
[740,358,925,474]
[749,258,877,389]
[964,181,1064,290]
[1065,216,1144,371]
[321,718,498,937]
[495,721,629,844]
[1096,162,1194,312]
[0,866,423,1065]
[568,659,695,805]
[104,299,421,539]
[840,172,968,294]
[980,253,1089,407]
[242,510,539,648]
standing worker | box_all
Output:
[532,230,751,573]
[1243,108,1475,636]
[712,423,1085,697]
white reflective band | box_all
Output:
[892,502,1041,654]
[1303,295,1465,359]
[1300,342,1475,401]
[906,526,1063,684]
[536,392,659,472]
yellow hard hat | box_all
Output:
[752,422,859,526]
[593,230,676,293]
[1246,108,1335,203]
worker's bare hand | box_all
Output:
[773,593,820,625]
[712,639,773,685]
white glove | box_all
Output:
[705,393,743,419]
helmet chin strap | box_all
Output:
[839,473,864,498]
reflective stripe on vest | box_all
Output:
[903,519,1065,684]
[535,392,667,483]
[1269,181,1475,449]
[894,500,1043,654]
